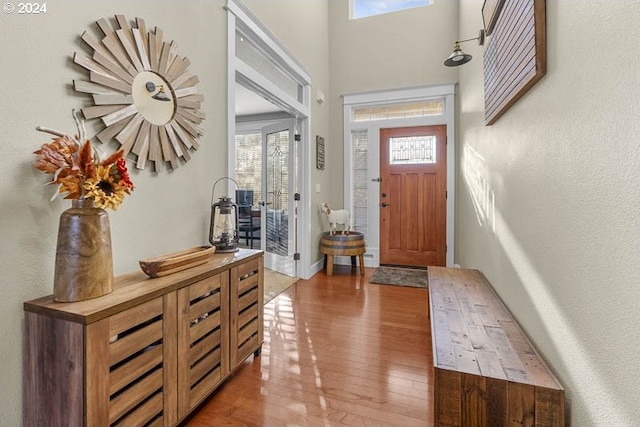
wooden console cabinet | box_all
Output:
[23,249,263,427]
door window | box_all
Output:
[389,135,436,165]
[265,128,290,256]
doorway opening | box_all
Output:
[226,0,312,278]
[234,118,299,277]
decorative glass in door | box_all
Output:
[261,121,296,277]
[266,130,289,256]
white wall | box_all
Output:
[0,1,222,424]
[457,1,640,425]
[329,0,459,94]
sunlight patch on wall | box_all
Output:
[493,209,629,426]
[462,141,627,424]
[462,144,495,232]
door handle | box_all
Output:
[258,201,273,206]
[381,202,390,208]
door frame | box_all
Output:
[342,84,456,267]
[226,0,313,279]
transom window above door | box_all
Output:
[353,100,443,122]
[350,0,433,20]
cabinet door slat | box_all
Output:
[190,329,222,366]
[110,344,163,395]
[190,292,221,321]
[112,391,163,427]
[238,318,258,344]
[236,335,259,363]
[190,347,222,386]
[190,310,221,343]
[236,258,259,279]
[238,288,259,312]
[238,303,258,330]
[110,320,163,366]
[189,366,222,409]
[237,273,259,295]
[189,275,221,301]
[109,368,163,423]
[109,298,163,338]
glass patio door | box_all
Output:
[261,120,296,277]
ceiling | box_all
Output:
[235,84,283,117]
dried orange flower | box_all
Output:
[33,110,134,209]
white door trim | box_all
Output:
[342,84,456,267]
[226,0,313,279]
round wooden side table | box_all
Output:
[320,231,365,276]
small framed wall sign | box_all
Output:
[316,136,325,170]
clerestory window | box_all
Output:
[351,0,433,20]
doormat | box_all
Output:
[369,267,428,288]
[264,268,299,304]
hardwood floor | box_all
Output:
[185,265,433,426]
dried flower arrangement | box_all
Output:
[33,110,134,210]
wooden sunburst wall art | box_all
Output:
[73,15,205,171]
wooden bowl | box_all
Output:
[139,246,216,278]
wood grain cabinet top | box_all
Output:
[24,249,263,323]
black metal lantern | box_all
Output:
[209,178,239,253]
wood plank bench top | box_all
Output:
[428,266,565,427]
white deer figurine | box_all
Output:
[321,202,351,235]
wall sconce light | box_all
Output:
[444,29,486,67]
[145,81,172,101]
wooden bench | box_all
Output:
[428,267,565,427]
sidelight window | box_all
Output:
[352,130,369,239]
